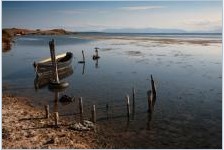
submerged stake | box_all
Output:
[91,105,96,123]
[45,105,49,119]
[151,75,156,98]
[126,95,131,119]
[54,112,59,127]
[79,97,83,115]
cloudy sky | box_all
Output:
[2,1,222,32]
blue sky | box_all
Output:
[2,1,222,32]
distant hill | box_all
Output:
[103,27,222,34]
[103,27,187,33]
[2,28,75,52]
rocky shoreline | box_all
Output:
[2,93,111,149]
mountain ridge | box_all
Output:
[102,27,222,34]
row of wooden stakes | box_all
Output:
[44,97,96,127]
[44,74,156,126]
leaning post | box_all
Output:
[49,39,60,83]
[151,75,156,99]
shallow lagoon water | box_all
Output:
[2,33,222,148]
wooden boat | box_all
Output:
[33,52,73,77]
[34,66,73,89]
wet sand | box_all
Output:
[2,93,112,149]
[77,34,221,46]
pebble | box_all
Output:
[69,123,90,131]
[45,138,55,145]
[83,120,95,129]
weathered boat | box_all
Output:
[33,52,73,77]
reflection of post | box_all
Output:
[82,63,85,75]
[79,97,84,123]
[125,117,130,132]
[147,111,152,130]
[54,91,59,112]
[147,90,153,113]
[82,50,85,62]
[126,95,131,120]
[106,104,109,120]
[95,59,99,68]
[146,89,157,130]
[132,88,135,120]
[151,75,156,99]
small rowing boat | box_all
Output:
[33,52,73,77]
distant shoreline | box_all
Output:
[2,27,221,52]
[2,28,76,52]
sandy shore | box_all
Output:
[2,94,111,149]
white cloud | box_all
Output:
[57,10,86,14]
[184,19,221,26]
[120,6,165,11]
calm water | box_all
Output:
[2,33,222,148]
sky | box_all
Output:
[2,1,222,32]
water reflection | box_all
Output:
[125,117,130,132]
[95,59,99,68]
[82,63,85,75]
[3,34,222,148]
[147,94,156,130]
[34,66,73,89]
[53,91,59,112]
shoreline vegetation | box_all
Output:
[2,93,112,149]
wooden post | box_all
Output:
[132,88,136,120]
[54,112,59,127]
[79,97,83,114]
[132,87,135,106]
[126,95,131,119]
[91,105,96,123]
[95,47,99,57]
[45,105,49,119]
[54,91,59,112]
[79,97,83,123]
[49,39,59,83]
[151,75,156,98]
[82,50,85,62]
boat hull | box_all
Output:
[34,52,73,77]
